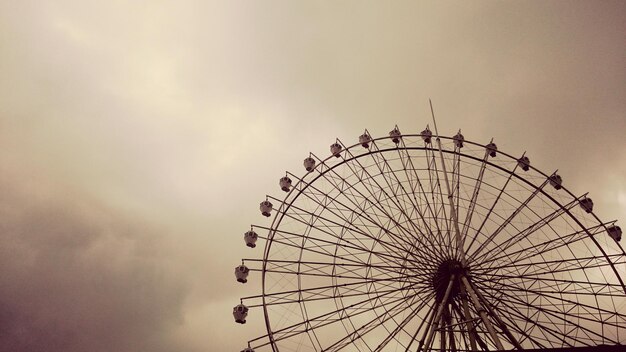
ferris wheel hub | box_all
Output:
[432,259,469,302]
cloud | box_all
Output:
[0,169,193,352]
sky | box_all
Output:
[0,1,625,351]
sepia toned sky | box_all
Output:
[0,1,625,351]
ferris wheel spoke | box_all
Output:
[402,298,438,352]
[308,169,418,255]
[309,167,426,256]
[268,196,428,269]
[266,281,429,349]
[424,146,462,257]
[246,258,416,277]
[473,288,565,349]
[298,177,412,254]
[495,309,549,349]
[367,141,452,263]
[277,231,416,277]
[281,184,415,259]
[318,158,449,264]
[460,150,491,253]
[481,268,624,315]
[243,278,425,308]
[482,269,622,297]
[331,291,431,352]
[323,287,432,352]
[370,294,433,352]
[335,149,417,237]
[478,256,626,291]
[425,145,452,253]
[257,240,427,287]
[395,145,452,257]
[366,142,420,222]
[475,280,626,334]
[473,253,626,275]
[342,285,434,352]
[467,178,549,262]
[474,221,613,270]
[253,267,411,284]
[471,196,583,265]
[255,225,411,276]
[250,259,420,282]
[479,272,626,296]
[481,270,622,301]
[464,165,517,258]
[478,282,616,346]
[450,147,463,259]
[473,293,557,348]
[263,285,419,347]
[364,219,440,277]
[494,292,625,331]
[391,146,437,237]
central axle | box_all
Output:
[431,259,469,302]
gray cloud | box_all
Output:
[0,171,189,352]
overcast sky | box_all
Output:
[0,1,625,351]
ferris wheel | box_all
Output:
[232,118,625,352]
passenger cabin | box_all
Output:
[579,197,594,213]
[330,143,343,157]
[359,133,372,148]
[233,304,249,324]
[421,127,432,144]
[244,230,258,248]
[260,200,273,217]
[241,348,255,352]
[608,225,622,242]
[389,127,402,144]
[517,156,530,171]
[549,174,563,190]
[235,265,250,283]
[303,157,316,172]
[486,142,497,157]
[279,176,292,192]
[453,131,464,148]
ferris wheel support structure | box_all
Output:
[430,100,517,351]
